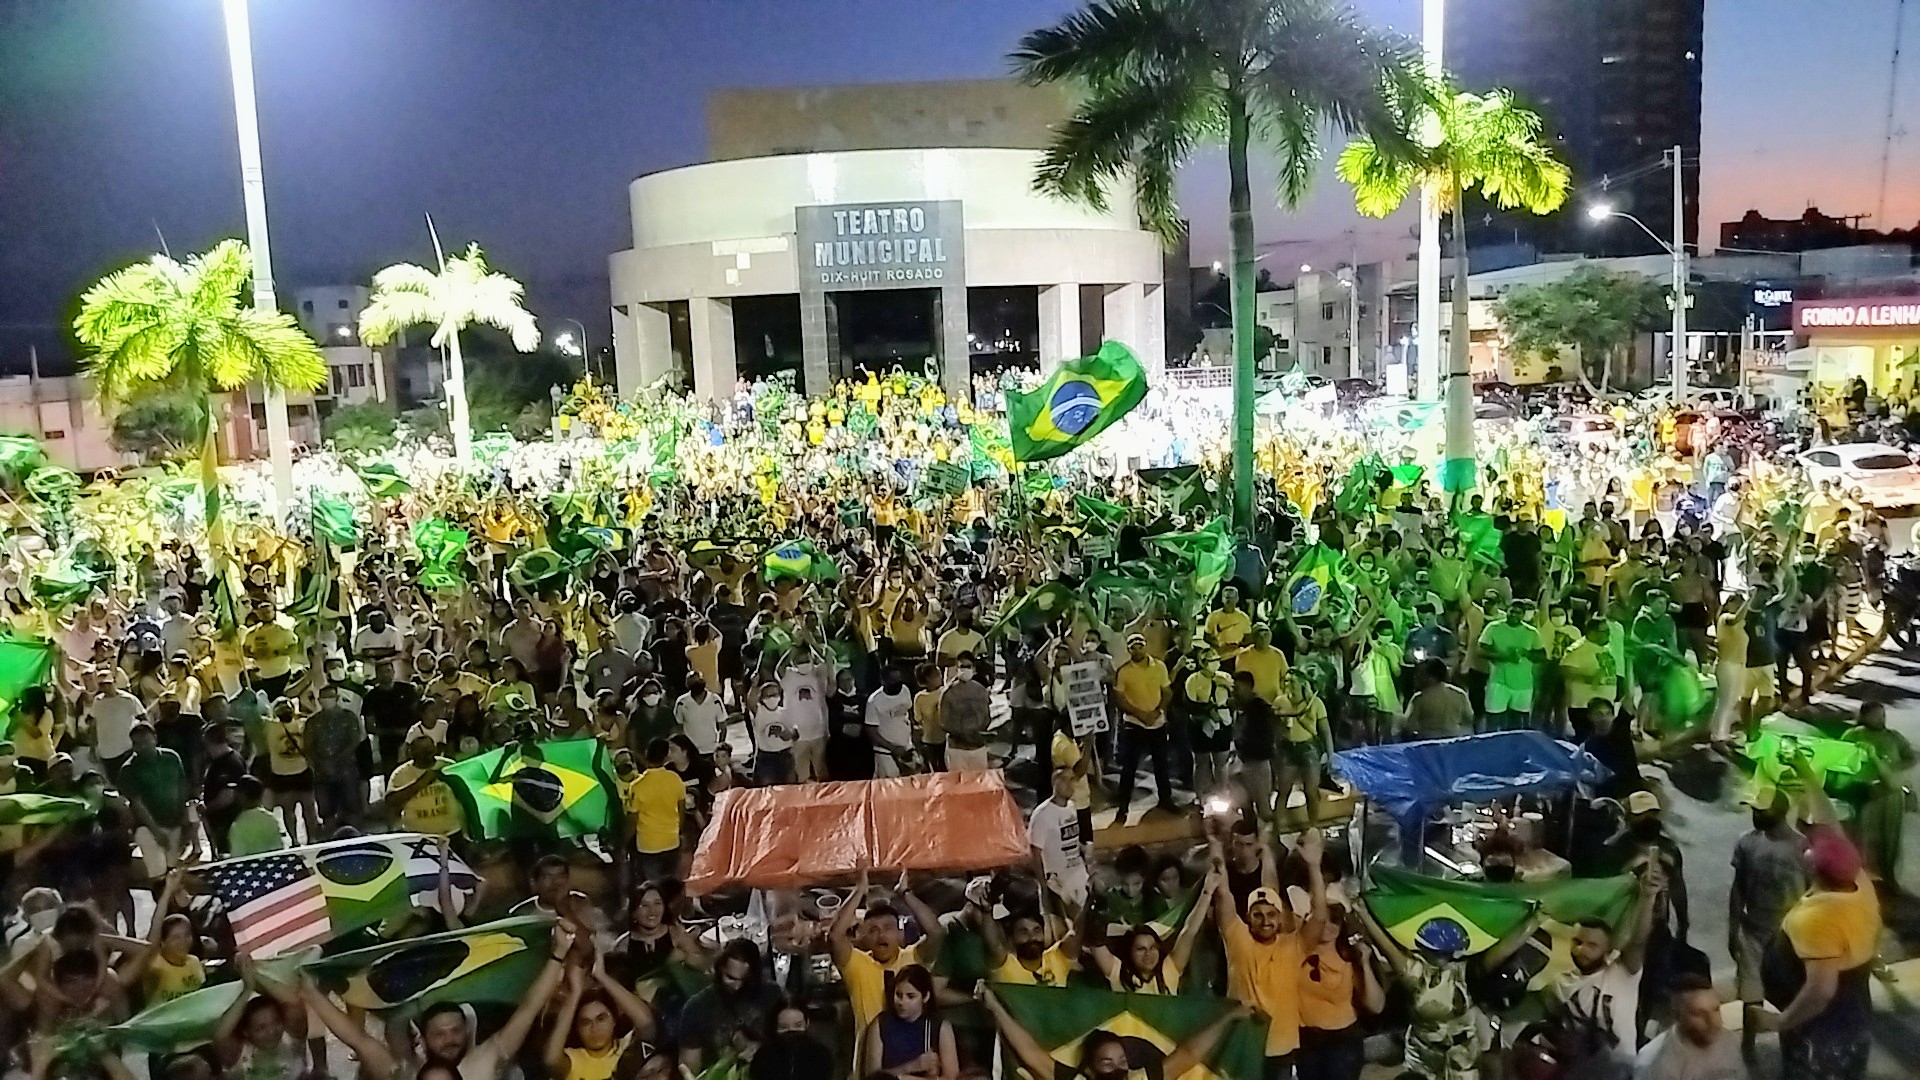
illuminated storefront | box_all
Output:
[1792,295,1920,394]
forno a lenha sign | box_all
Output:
[1795,298,1920,333]
[795,201,965,294]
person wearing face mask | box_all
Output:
[748,680,797,785]
[748,1004,834,1080]
[982,985,1247,1080]
[1183,647,1234,800]
[939,653,992,772]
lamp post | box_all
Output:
[1587,145,1688,402]
[555,317,595,382]
[219,0,292,510]
[1337,265,1361,379]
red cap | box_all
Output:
[1807,825,1862,885]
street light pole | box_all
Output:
[560,317,593,382]
[1416,0,1445,402]
[1669,144,1688,404]
[220,0,292,511]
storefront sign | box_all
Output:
[1794,297,1920,332]
[795,200,965,293]
[1752,288,1794,308]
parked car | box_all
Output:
[1798,443,1920,507]
[1544,413,1619,450]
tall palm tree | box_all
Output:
[1337,84,1570,488]
[1013,0,1425,531]
[74,239,327,529]
[358,237,538,464]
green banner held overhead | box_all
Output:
[308,915,555,1012]
[413,518,469,591]
[1006,341,1149,462]
[0,636,53,739]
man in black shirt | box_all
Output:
[361,660,420,776]
[1231,670,1276,833]
[199,722,248,856]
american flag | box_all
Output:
[210,851,332,957]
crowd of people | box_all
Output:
[0,371,1910,1080]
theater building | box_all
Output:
[607,81,1168,399]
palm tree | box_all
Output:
[74,239,327,528]
[358,235,538,464]
[1337,84,1570,488]
[1013,0,1425,531]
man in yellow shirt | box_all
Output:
[1114,634,1175,826]
[625,739,686,884]
[385,735,464,838]
[1205,587,1254,659]
[1211,826,1325,1070]
[828,872,948,1062]
[1235,624,1289,703]
[243,600,301,700]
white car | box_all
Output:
[1544,414,1619,449]
[1798,443,1920,507]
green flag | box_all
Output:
[311,496,360,547]
[1335,455,1387,516]
[989,582,1080,636]
[0,792,94,826]
[358,463,413,498]
[1738,717,1876,804]
[0,636,53,739]
[1364,865,1635,991]
[1074,493,1130,525]
[1283,544,1352,617]
[111,954,308,1055]
[413,518,469,590]
[30,560,98,610]
[307,915,554,1012]
[1452,512,1505,569]
[991,984,1264,1080]
[764,540,839,583]
[1006,341,1149,462]
[0,436,45,485]
[1147,518,1234,613]
[443,738,617,840]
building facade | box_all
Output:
[1448,0,1703,257]
[609,83,1168,398]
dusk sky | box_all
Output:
[1,0,1915,369]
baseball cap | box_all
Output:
[1126,633,1147,647]
[1625,789,1662,816]
[1247,887,1285,913]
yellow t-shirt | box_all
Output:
[992,944,1074,986]
[246,620,299,680]
[145,953,206,1006]
[626,768,686,855]
[561,1035,631,1080]
[1236,647,1289,702]
[1114,659,1170,729]
[914,687,946,746]
[686,639,722,691]
[1206,609,1253,654]
[1221,913,1306,1056]
[388,759,464,836]
[263,716,307,775]
[839,941,926,1034]
[936,628,986,663]
[1298,943,1357,1032]
[11,712,58,764]
[1782,871,1882,970]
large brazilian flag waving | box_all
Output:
[993,984,1264,1080]
[1006,341,1149,462]
[0,635,53,739]
[307,915,555,1012]
[443,737,617,840]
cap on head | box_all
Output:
[1625,789,1662,816]
[1247,887,1285,914]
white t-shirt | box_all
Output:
[158,615,193,658]
[90,691,142,759]
[1028,798,1086,880]
[612,612,651,656]
[1632,1029,1745,1080]
[865,687,914,750]
[1557,961,1643,1057]
[353,625,405,657]
[779,664,829,742]
[750,703,796,752]
[674,691,727,755]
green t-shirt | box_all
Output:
[118,749,188,829]
[227,806,286,857]
[1478,621,1542,690]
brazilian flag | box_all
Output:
[989,581,1080,636]
[413,518,469,591]
[1006,341,1148,462]
[358,462,413,498]
[1364,865,1634,991]
[1283,543,1352,617]
[443,737,617,840]
[308,915,555,1012]
[764,539,839,583]
[0,792,93,826]
[992,984,1264,1080]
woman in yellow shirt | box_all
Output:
[541,960,659,1080]
[1298,904,1387,1080]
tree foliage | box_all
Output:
[109,395,206,463]
[1494,265,1669,393]
[1337,82,1571,219]
[323,402,400,454]
[357,243,539,352]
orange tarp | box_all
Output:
[685,770,1029,894]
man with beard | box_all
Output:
[982,984,1247,1080]
[1728,792,1806,1058]
[979,899,1079,986]
[1552,866,1660,1063]
[1211,825,1326,1077]
[1634,975,1747,1080]
[679,939,782,1072]
[297,921,574,1079]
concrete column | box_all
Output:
[1037,282,1082,371]
[1141,284,1167,378]
[936,284,972,400]
[613,303,674,396]
[688,296,737,400]
[800,294,835,396]
[1102,282,1145,354]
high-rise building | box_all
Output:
[1447,0,1703,258]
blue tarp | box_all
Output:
[1332,731,1610,833]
